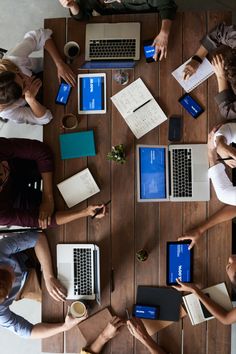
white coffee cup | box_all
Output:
[64,41,80,59]
[70,301,86,318]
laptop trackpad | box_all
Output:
[193,164,208,182]
[58,263,72,280]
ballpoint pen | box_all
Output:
[91,200,111,219]
[217,157,234,161]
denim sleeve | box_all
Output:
[0,230,39,257]
[0,307,33,337]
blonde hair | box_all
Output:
[0,59,20,74]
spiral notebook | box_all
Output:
[172,58,214,93]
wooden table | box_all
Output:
[43,11,232,354]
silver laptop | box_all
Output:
[85,22,140,61]
[57,244,100,304]
[137,144,210,202]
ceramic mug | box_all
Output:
[64,41,80,59]
[62,113,79,130]
[70,301,87,318]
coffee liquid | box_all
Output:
[72,302,85,315]
[68,46,79,57]
[63,115,77,129]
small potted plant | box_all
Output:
[107,144,126,164]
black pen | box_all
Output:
[133,99,152,113]
[125,308,131,320]
[91,200,111,219]
[217,157,234,161]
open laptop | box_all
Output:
[57,244,101,304]
[137,144,210,202]
[80,22,140,69]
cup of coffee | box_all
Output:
[64,41,80,59]
[62,113,79,130]
[70,301,87,318]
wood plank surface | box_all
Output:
[43,12,232,354]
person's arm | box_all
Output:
[182,45,209,80]
[127,318,167,354]
[58,0,80,15]
[55,205,106,225]
[152,19,172,61]
[201,23,236,53]
[38,171,54,229]
[173,279,236,325]
[44,38,76,86]
[34,232,66,301]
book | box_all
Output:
[57,168,100,208]
[172,57,214,93]
[183,282,232,325]
[59,130,96,160]
[111,78,167,139]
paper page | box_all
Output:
[111,78,152,117]
[57,168,100,208]
[125,99,167,139]
[172,58,214,92]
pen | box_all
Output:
[133,99,152,113]
[91,200,111,219]
[111,268,115,292]
[217,157,234,161]
[125,308,131,320]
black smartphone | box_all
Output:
[55,81,72,105]
[178,93,204,118]
[168,115,182,142]
[199,293,212,319]
[143,40,160,63]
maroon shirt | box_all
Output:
[0,138,57,227]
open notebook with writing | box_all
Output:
[111,78,167,139]
[172,58,214,93]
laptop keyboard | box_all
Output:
[73,248,93,296]
[89,39,136,58]
[172,148,193,198]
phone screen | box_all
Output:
[144,44,155,59]
[56,82,72,105]
[179,94,204,118]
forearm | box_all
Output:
[160,19,172,35]
[34,232,54,280]
[26,97,47,118]
[198,205,236,234]
[41,172,54,203]
[44,38,64,69]
[217,77,229,93]
[30,322,65,339]
[194,45,208,60]
[87,333,108,353]
[70,2,80,15]
[55,208,88,225]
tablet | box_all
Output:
[166,241,193,285]
[78,73,106,114]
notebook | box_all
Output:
[57,243,100,302]
[57,168,100,208]
[111,78,167,139]
[172,57,214,93]
[183,282,232,325]
[136,144,210,202]
[59,130,96,159]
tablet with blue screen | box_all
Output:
[166,241,193,285]
[78,73,106,114]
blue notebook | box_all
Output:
[59,130,96,159]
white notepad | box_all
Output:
[111,78,167,139]
[172,58,214,93]
[183,282,232,325]
[57,168,100,208]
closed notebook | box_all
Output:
[59,130,96,159]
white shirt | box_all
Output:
[0,29,53,125]
[209,123,236,205]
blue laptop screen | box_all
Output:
[139,147,166,199]
[168,243,191,284]
[79,76,104,111]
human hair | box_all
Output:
[0,269,12,303]
[225,49,236,91]
[0,59,19,74]
[0,71,22,105]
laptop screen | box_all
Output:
[139,146,166,199]
[79,76,104,111]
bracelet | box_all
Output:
[191,55,203,64]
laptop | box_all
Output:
[57,244,101,304]
[137,144,210,202]
[81,22,140,69]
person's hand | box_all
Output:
[212,54,226,80]
[215,136,236,168]
[38,198,54,229]
[56,60,76,87]
[208,129,219,167]
[63,312,87,331]
[24,76,42,102]
[152,31,169,61]
[182,59,201,80]
[101,317,124,340]
[59,0,77,9]
[44,276,67,302]
[127,317,150,345]
[178,227,203,250]
[172,278,198,293]
[86,205,106,219]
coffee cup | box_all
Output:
[70,301,87,318]
[64,41,80,59]
[62,113,79,130]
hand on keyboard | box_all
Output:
[45,276,67,302]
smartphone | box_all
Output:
[199,293,212,319]
[133,304,159,320]
[168,115,182,142]
[143,40,160,63]
[178,93,204,118]
[55,82,72,105]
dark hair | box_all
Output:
[0,269,12,303]
[0,71,22,105]
[225,49,236,91]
